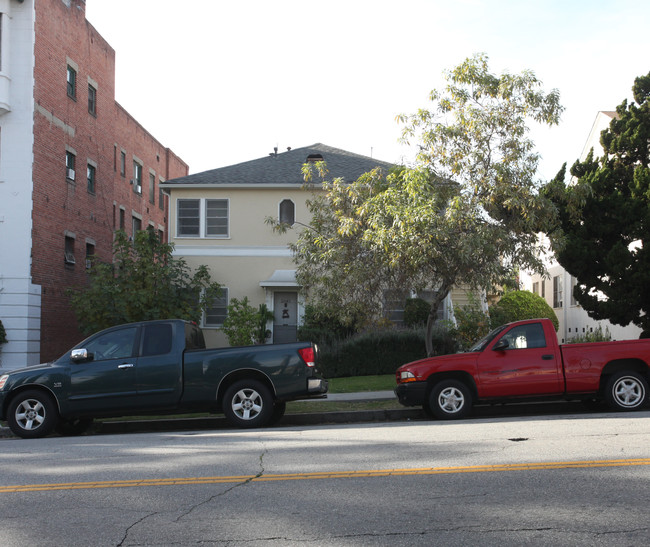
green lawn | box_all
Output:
[327,374,395,393]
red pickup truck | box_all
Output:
[395,318,650,419]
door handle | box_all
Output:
[118,363,135,369]
[541,355,554,360]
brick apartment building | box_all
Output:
[0,0,188,369]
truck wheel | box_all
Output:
[268,402,287,426]
[223,380,273,428]
[55,418,94,436]
[7,390,59,439]
[428,380,473,420]
[605,371,648,411]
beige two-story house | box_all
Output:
[163,143,470,347]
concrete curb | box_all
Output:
[0,408,422,439]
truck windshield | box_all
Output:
[467,325,508,352]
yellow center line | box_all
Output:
[1,458,649,494]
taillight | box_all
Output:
[298,346,316,367]
[0,375,9,390]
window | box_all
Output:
[87,164,96,194]
[64,235,75,265]
[119,207,125,230]
[176,198,229,238]
[158,180,165,211]
[88,84,97,115]
[133,161,142,193]
[570,276,578,306]
[497,323,546,350]
[532,282,539,295]
[84,327,138,361]
[541,280,546,298]
[177,199,200,236]
[65,151,76,181]
[132,216,142,234]
[383,289,409,324]
[149,173,156,204]
[553,275,563,308]
[120,151,126,177]
[279,199,295,225]
[204,288,229,327]
[141,324,173,356]
[67,65,76,98]
[206,199,228,237]
[85,242,95,269]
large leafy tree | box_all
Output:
[545,72,650,333]
[275,54,563,355]
[69,228,221,335]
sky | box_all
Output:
[85,0,649,180]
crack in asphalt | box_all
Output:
[173,448,267,523]
[116,450,268,546]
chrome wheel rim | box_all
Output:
[438,387,465,414]
[15,399,46,431]
[613,376,645,408]
[231,388,263,420]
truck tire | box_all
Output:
[428,379,473,420]
[605,371,648,411]
[268,402,287,426]
[223,380,274,428]
[7,389,59,439]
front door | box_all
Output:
[273,292,298,343]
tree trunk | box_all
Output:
[425,284,452,357]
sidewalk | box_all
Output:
[0,391,421,439]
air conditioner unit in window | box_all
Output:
[66,168,76,181]
[135,184,142,194]
[64,251,76,265]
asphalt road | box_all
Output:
[0,408,649,546]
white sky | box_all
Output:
[85,0,649,180]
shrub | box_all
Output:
[452,300,491,351]
[403,298,430,327]
[317,325,458,378]
[565,326,611,344]
[0,320,7,345]
[222,297,273,346]
[297,304,359,346]
[489,290,559,330]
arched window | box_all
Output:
[279,199,295,225]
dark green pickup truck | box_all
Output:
[0,319,328,438]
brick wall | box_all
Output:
[32,0,189,361]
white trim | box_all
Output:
[161,183,324,190]
[172,246,292,258]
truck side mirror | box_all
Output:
[493,339,509,351]
[71,348,93,362]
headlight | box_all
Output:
[0,374,9,390]
[399,371,416,382]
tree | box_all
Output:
[276,55,563,355]
[69,229,221,335]
[544,72,650,333]
[488,290,559,330]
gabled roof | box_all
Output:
[162,143,394,187]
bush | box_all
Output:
[317,326,458,378]
[297,305,359,346]
[403,298,430,327]
[452,298,491,350]
[489,290,559,331]
[0,320,7,345]
[565,326,611,344]
[222,297,274,346]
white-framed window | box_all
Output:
[204,288,229,327]
[176,198,229,238]
[206,199,229,237]
[553,275,563,309]
[279,199,295,225]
